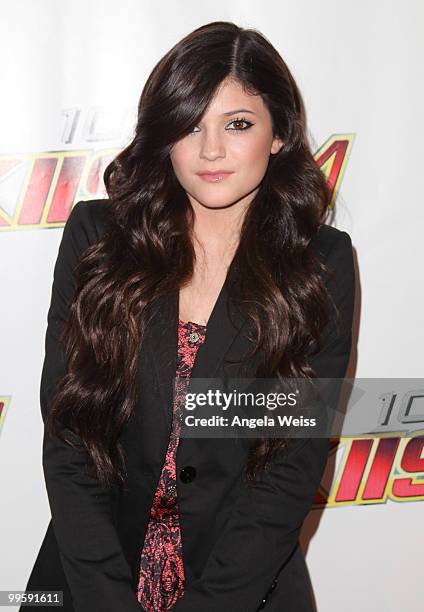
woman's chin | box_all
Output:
[190,193,251,210]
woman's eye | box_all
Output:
[226,118,253,131]
[189,117,254,134]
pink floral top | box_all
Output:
[136,319,207,611]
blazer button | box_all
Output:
[269,579,278,591]
[179,466,196,483]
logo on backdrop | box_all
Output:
[316,432,424,508]
[0,106,354,230]
[0,397,11,436]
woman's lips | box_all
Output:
[197,172,234,182]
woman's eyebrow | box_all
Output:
[221,108,256,116]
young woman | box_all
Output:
[24,21,355,612]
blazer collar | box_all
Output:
[145,261,249,430]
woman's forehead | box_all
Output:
[203,79,265,117]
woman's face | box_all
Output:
[169,77,283,210]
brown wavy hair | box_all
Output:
[46,21,334,486]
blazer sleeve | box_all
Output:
[172,230,356,612]
[40,201,142,612]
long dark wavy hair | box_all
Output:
[46,21,335,487]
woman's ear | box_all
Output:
[271,135,284,155]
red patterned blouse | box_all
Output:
[136,319,207,611]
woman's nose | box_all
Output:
[199,130,226,160]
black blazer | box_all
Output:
[24,199,356,612]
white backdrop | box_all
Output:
[0,1,423,610]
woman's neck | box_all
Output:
[188,194,251,263]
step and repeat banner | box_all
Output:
[0,1,422,611]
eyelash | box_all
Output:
[226,116,254,131]
[191,116,254,134]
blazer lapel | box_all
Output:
[144,261,250,431]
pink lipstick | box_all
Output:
[196,171,234,182]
